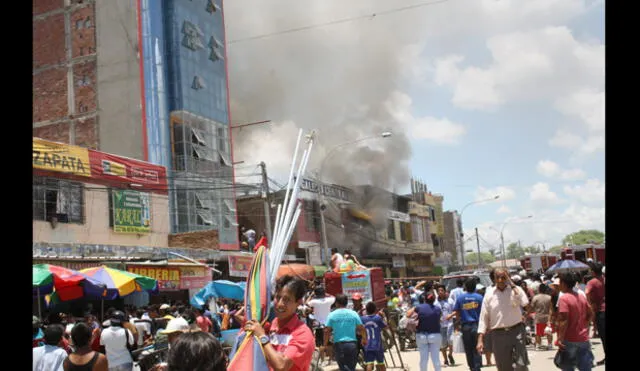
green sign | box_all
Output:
[112,190,151,234]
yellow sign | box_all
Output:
[33,138,91,177]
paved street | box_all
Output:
[324,338,605,370]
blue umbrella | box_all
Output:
[190,280,246,308]
[545,259,590,275]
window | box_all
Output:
[76,19,83,29]
[33,177,84,224]
[430,207,436,222]
[304,200,320,232]
[400,222,407,241]
[387,221,396,240]
[196,209,214,226]
[224,215,238,229]
[411,216,424,243]
[217,127,226,153]
[191,128,207,146]
[84,17,92,28]
[218,150,231,167]
[223,199,236,213]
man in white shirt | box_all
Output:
[132,309,152,346]
[100,311,135,371]
[33,324,68,371]
[477,268,531,371]
[306,286,336,365]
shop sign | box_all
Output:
[112,190,151,234]
[127,266,180,290]
[228,255,254,278]
[179,266,210,290]
[388,210,410,223]
[89,150,168,193]
[33,138,91,177]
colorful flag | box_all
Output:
[228,245,271,371]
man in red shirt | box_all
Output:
[556,272,594,371]
[585,262,605,366]
[244,275,315,371]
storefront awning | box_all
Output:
[349,208,372,221]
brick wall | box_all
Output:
[33,0,99,148]
[168,230,220,250]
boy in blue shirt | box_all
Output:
[360,302,387,371]
[448,278,483,371]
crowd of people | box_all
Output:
[33,260,605,371]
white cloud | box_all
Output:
[536,160,561,177]
[554,89,605,132]
[560,168,587,181]
[433,26,604,111]
[530,182,562,205]
[563,178,605,205]
[475,186,516,202]
[387,92,467,144]
[536,160,586,180]
[497,205,511,214]
[549,130,604,154]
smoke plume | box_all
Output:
[224,0,431,191]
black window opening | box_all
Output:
[387,221,396,240]
[33,177,84,224]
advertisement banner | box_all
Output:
[127,266,181,290]
[112,190,151,234]
[228,255,254,278]
[89,150,168,193]
[179,266,210,290]
[341,270,372,304]
[33,138,91,177]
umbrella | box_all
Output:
[545,259,590,275]
[228,245,272,371]
[190,280,246,309]
[33,264,107,318]
[80,266,159,299]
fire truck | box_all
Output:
[561,244,605,264]
[519,253,559,274]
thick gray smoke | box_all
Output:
[224,0,432,191]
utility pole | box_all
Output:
[259,162,272,244]
[475,227,482,268]
[501,233,506,267]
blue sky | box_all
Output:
[226,0,605,250]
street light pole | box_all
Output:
[318,132,392,268]
[498,215,533,267]
[458,195,500,267]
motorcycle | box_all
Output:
[395,305,418,351]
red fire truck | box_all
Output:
[561,244,605,264]
[519,253,559,274]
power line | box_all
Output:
[228,0,452,45]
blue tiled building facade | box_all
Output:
[139,0,238,249]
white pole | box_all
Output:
[271,205,302,283]
[276,130,303,242]
[276,149,308,250]
[270,204,283,263]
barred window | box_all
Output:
[33,176,84,224]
